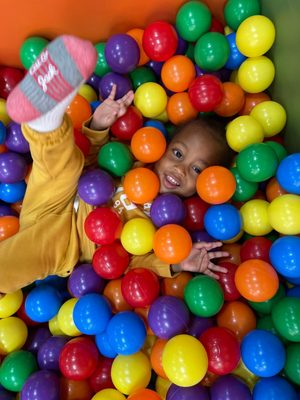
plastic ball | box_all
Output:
[184,275,224,317]
[111,106,143,141]
[94,42,112,77]
[0,216,20,242]
[129,66,157,91]
[106,311,146,355]
[0,290,22,319]
[226,115,264,152]
[196,166,236,204]
[89,355,114,392]
[188,75,223,112]
[268,194,300,235]
[284,343,300,386]
[183,196,209,232]
[121,217,155,255]
[225,32,247,70]
[95,331,118,359]
[217,261,241,302]
[241,236,272,263]
[238,56,275,93]
[253,376,297,400]
[98,141,133,177]
[57,298,81,337]
[195,32,230,71]
[92,389,126,400]
[240,199,272,236]
[37,336,68,371]
[270,236,300,279]
[127,28,150,66]
[0,67,24,100]
[153,224,192,264]
[131,127,166,163]
[166,92,198,125]
[105,34,140,74]
[84,207,123,245]
[142,21,178,62]
[25,284,62,323]
[99,72,132,100]
[0,152,27,183]
[121,268,160,308]
[214,81,245,117]
[150,338,168,379]
[74,128,91,156]
[21,370,60,400]
[68,263,106,298]
[162,334,208,387]
[78,83,98,103]
[0,317,28,355]
[160,272,193,300]
[123,167,159,204]
[239,91,271,115]
[66,94,92,129]
[210,375,252,400]
[250,100,287,137]
[204,204,242,241]
[235,259,279,302]
[78,169,115,206]
[276,153,300,195]
[230,167,258,202]
[161,55,196,92]
[248,283,286,316]
[128,388,161,400]
[134,82,167,118]
[0,181,26,203]
[272,297,300,342]
[60,377,94,400]
[20,36,49,69]
[111,352,151,395]
[224,0,261,31]
[175,1,212,42]
[5,122,30,153]
[150,193,185,228]
[92,242,130,280]
[236,15,275,57]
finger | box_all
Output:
[117,90,134,107]
[204,270,220,280]
[208,251,230,260]
[208,262,228,273]
[108,84,117,100]
[194,241,223,250]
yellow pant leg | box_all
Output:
[0,116,84,293]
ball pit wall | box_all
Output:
[0,0,299,151]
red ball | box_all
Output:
[142,21,178,62]
[217,261,241,301]
[92,241,130,279]
[121,268,160,308]
[74,128,91,157]
[0,67,24,99]
[183,196,210,232]
[111,106,143,141]
[200,327,240,375]
[89,356,114,392]
[84,207,123,245]
[59,337,99,380]
[240,237,272,263]
[188,75,224,112]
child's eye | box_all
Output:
[173,149,183,159]
[193,166,202,175]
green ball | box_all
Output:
[257,315,288,344]
[224,0,261,31]
[94,42,111,77]
[248,284,285,315]
[195,32,230,71]
[20,36,49,70]
[236,143,279,182]
[185,42,195,62]
[184,275,224,317]
[265,141,288,163]
[129,66,157,91]
[231,166,258,202]
[176,0,212,42]
[284,343,300,385]
[0,350,37,392]
[98,142,133,177]
[272,297,300,342]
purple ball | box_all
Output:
[210,375,252,400]
[86,74,101,92]
[188,316,215,337]
[37,336,68,371]
[105,34,140,74]
[150,193,186,227]
[68,263,106,297]
[78,168,115,206]
[5,122,30,153]
[0,204,18,217]
[0,152,27,183]
[175,32,188,55]
[20,370,60,400]
[24,326,52,354]
[195,66,230,83]
[147,60,163,77]
[99,72,132,100]
[167,383,210,400]
[191,230,215,243]
[148,295,190,339]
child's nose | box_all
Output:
[174,164,186,177]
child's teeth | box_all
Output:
[167,175,179,186]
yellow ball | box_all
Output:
[134,82,168,118]
[232,359,259,391]
[0,317,28,355]
[155,376,172,400]
[238,56,275,93]
[240,199,272,236]
[91,389,126,400]
[121,217,155,255]
[49,315,66,336]
[223,229,244,244]
[0,99,11,125]
[226,115,264,152]
[111,351,151,395]
[155,108,169,123]
[78,84,98,103]
[162,334,208,387]
[0,290,23,318]
[57,298,81,337]
[236,15,276,57]
[250,101,287,137]
[268,194,300,235]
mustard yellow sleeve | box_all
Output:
[82,117,110,169]
[128,253,174,278]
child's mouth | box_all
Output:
[163,174,180,189]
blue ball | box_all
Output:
[276,153,300,195]
[144,120,168,138]
[0,121,6,144]
[241,329,286,377]
[287,285,300,298]
[253,376,297,400]
[90,100,101,113]
[73,293,112,335]
[204,203,242,241]
[270,236,300,279]
[106,311,146,355]
[95,331,118,358]
[225,32,247,70]
[0,181,27,203]
[25,284,63,323]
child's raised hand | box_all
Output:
[90,84,134,130]
[176,241,229,279]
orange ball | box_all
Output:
[238,92,270,116]
[167,92,198,125]
[220,243,241,265]
[234,259,279,302]
[0,216,20,242]
[123,167,160,204]
[66,94,92,129]
[103,278,132,313]
[0,144,7,153]
[127,28,150,66]
[131,127,166,163]
[153,224,192,264]
[128,388,161,400]
[161,55,196,92]
[196,166,236,204]
[266,177,288,202]
[150,339,168,379]
[134,306,154,336]
[60,377,94,400]
[214,82,245,117]
[216,301,257,342]
[160,272,193,299]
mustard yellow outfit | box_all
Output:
[0,116,171,294]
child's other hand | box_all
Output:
[178,241,229,279]
[90,84,134,130]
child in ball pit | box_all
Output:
[0,35,233,294]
